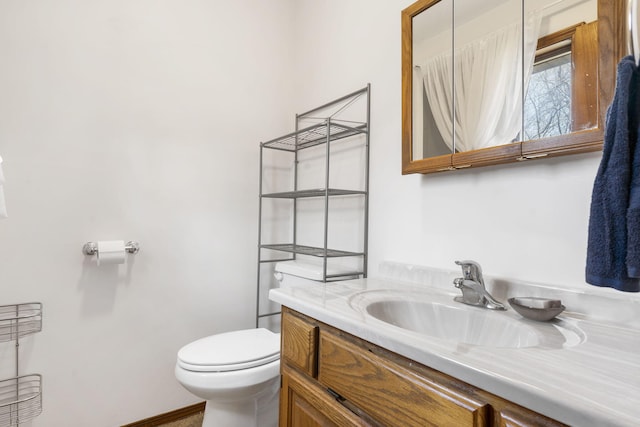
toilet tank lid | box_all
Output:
[177,328,280,371]
[275,260,355,281]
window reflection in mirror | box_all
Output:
[525,0,598,141]
[524,12,598,141]
[525,47,572,140]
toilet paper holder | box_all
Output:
[82,241,140,256]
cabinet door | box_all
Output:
[290,388,337,427]
[282,309,318,377]
[280,367,373,427]
[318,330,489,427]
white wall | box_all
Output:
[0,1,294,425]
[291,0,640,303]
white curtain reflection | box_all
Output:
[412,66,425,159]
[418,10,542,152]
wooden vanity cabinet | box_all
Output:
[280,307,566,427]
[280,309,372,427]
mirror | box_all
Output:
[402,0,626,174]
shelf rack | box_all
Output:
[261,188,367,199]
[0,303,43,427]
[256,85,371,327]
[261,122,368,152]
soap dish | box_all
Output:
[508,297,565,322]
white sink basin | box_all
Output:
[366,299,539,348]
[350,290,584,349]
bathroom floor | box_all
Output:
[160,412,203,427]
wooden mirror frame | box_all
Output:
[401,0,627,175]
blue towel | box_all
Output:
[586,55,640,292]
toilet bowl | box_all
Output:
[175,328,281,427]
[175,260,348,427]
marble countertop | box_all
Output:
[269,273,640,427]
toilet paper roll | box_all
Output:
[96,240,126,266]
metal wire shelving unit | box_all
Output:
[0,303,42,427]
[256,85,371,327]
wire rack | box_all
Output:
[261,188,366,199]
[261,121,367,152]
[0,375,42,426]
[260,243,365,258]
[0,304,42,343]
[0,303,43,427]
[256,85,370,327]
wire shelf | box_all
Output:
[261,188,366,199]
[261,121,367,152]
[260,243,364,258]
[256,85,370,327]
[0,374,42,427]
[0,304,42,344]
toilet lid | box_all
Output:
[177,328,280,372]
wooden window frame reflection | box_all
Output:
[534,22,599,133]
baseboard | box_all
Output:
[121,401,206,427]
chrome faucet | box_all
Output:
[453,260,506,310]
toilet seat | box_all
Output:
[177,328,280,372]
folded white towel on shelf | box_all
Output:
[0,155,7,218]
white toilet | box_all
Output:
[175,328,281,427]
[174,260,328,427]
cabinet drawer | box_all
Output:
[281,310,318,377]
[318,331,489,427]
[281,366,373,427]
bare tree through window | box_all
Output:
[523,52,572,140]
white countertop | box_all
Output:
[269,273,640,427]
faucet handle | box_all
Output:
[454,260,483,280]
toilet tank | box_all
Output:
[274,260,359,288]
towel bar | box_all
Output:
[629,0,639,65]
